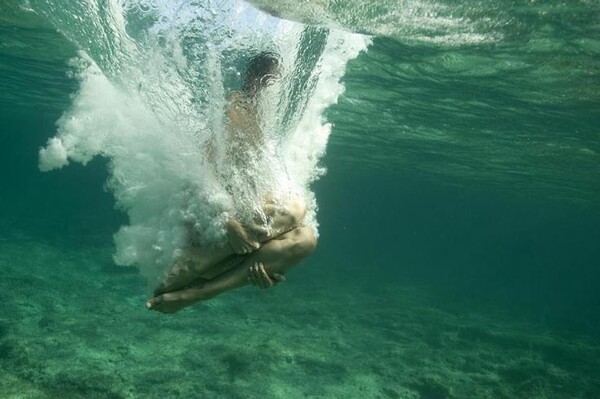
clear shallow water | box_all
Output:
[1,0,600,398]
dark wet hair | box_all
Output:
[242,52,281,93]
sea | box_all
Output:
[1,0,599,398]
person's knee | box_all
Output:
[290,227,317,258]
[288,199,307,227]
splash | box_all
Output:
[33,0,369,282]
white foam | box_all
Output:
[38,0,369,283]
[38,138,68,171]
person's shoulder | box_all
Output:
[228,91,245,103]
[228,91,253,113]
[227,91,247,122]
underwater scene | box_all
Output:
[1,0,599,397]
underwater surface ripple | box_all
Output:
[2,0,599,204]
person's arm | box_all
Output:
[146,227,317,313]
[226,218,262,254]
[247,226,317,289]
[263,203,298,235]
[227,197,307,254]
[252,198,307,240]
[248,262,286,289]
[226,92,249,131]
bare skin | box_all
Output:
[147,57,319,312]
[147,226,317,313]
[157,79,308,296]
[153,198,307,296]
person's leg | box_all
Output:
[147,226,317,313]
[259,197,307,239]
[153,244,233,296]
[154,199,307,295]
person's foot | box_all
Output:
[146,279,211,314]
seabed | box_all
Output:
[1,238,598,398]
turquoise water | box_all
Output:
[1,0,600,398]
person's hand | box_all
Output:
[245,220,271,242]
[247,261,285,289]
[226,219,261,254]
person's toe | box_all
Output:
[146,295,178,314]
[146,294,168,310]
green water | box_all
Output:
[1,0,600,398]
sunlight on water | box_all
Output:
[247,0,500,45]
